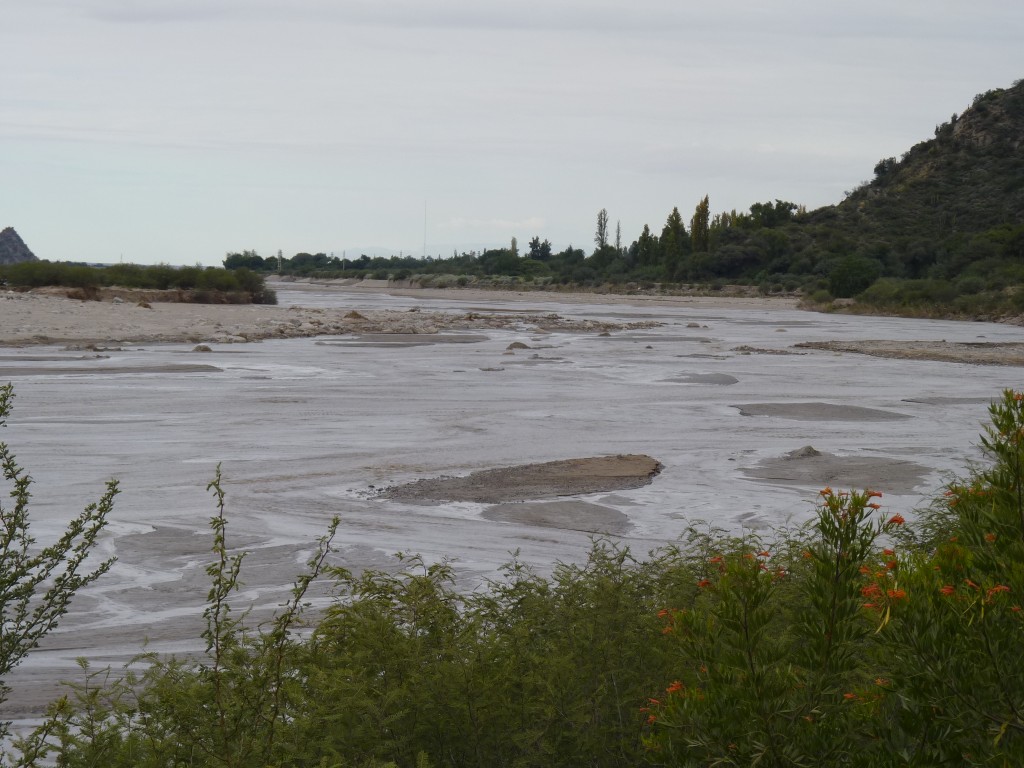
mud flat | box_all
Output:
[380,454,663,503]
[795,339,1024,366]
[743,445,930,496]
[0,289,660,346]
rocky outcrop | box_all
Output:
[0,228,38,265]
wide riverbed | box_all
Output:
[2,286,1022,718]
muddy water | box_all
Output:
[2,287,1023,719]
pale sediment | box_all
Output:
[380,455,664,504]
[0,289,661,347]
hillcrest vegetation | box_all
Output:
[229,79,1024,321]
[3,383,1024,765]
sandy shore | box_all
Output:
[0,281,799,347]
[4,282,1023,366]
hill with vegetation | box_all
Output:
[774,79,1024,312]
[229,79,1024,319]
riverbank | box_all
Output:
[3,281,1024,366]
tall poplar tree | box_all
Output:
[594,208,609,250]
[691,195,710,253]
[660,207,688,277]
[635,224,658,267]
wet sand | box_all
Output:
[380,454,663,503]
[3,283,1021,368]
[0,282,796,347]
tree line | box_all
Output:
[223,197,806,289]
[228,80,1024,319]
[0,261,277,304]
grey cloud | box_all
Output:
[72,0,1024,42]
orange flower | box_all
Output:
[867,503,881,510]
[843,692,858,701]
[887,514,905,526]
[757,550,771,558]
[862,602,879,610]
[657,608,670,618]
[984,533,997,543]
[661,626,673,635]
[860,584,881,597]
[987,585,1010,597]
[648,698,662,706]
[885,560,898,571]
[802,550,813,559]
[666,680,684,694]
[708,556,724,564]
[886,588,907,600]
[647,714,657,725]
[696,579,711,588]
[965,579,980,590]
[874,677,889,686]
[859,565,871,574]
[867,490,883,498]
[939,585,956,596]
[820,486,833,497]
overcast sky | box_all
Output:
[2,1,1022,266]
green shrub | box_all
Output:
[0,385,116,760]
[828,255,881,298]
[0,261,274,304]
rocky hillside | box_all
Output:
[701,78,1024,300]
[0,228,38,266]
[807,79,1024,267]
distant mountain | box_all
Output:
[0,228,38,266]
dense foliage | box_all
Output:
[4,390,1024,766]
[230,80,1024,318]
[0,261,276,304]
